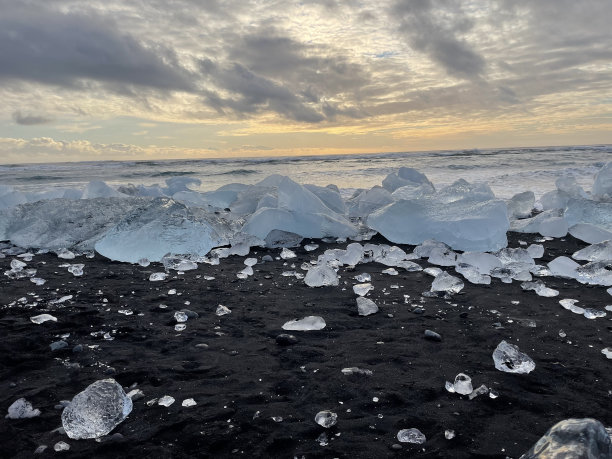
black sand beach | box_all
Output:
[1,232,611,458]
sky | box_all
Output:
[1,0,611,164]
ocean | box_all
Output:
[1,144,611,199]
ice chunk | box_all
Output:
[54,442,70,452]
[30,277,46,285]
[368,198,509,252]
[57,248,76,259]
[507,191,535,219]
[382,267,398,275]
[61,379,132,439]
[216,305,231,316]
[314,410,338,428]
[521,418,612,459]
[423,267,442,277]
[521,280,559,297]
[538,216,568,238]
[174,311,188,323]
[263,229,303,248]
[431,272,464,294]
[304,184,346,214]
[304,265,339,287]
[244,257,258,266]
[30,314,57,324]
[468,384,489,400]
[428,247,457,266]
[67,264,84,276]
[182,398,197,407]
[337,243,365,266]
[492,340,535,374]
[158,396,175,407]
[602,348,612,359]
[397,428,426,444]
[569,223,612,244]
[564,198,612,231]
[282,316,326,331]
[548,256,580,279]
[455,263,491,285]
[81,181,124,199]
[280,248,296,259]
[357,297,379,316]
[573,240,612,263]
[559,299,585,314]
[445,430,455,440]
[382,167,434,192]
[526,244,545,259]
[437,179,495,203]
[457,252,502,274]
[593,161,612,199]
[149,272,168,281]
[5,398,41,419]
[583,309,606,319]
[413,240,451,258]
[341,367,373,376]
[353,283,373,296]
[304,243,319,252]
[354,273,371,282]
[452,373,473,395]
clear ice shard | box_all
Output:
[521,280,559,297]
[357,297,379,316]
[521,418,612,459]
[492,340,535,374]
[453,373,473,395]
[282,316,326,331]
[341,367,373,376]
[569,223,612,244]
[507,191,535,219]
[592,161,612,199]
[280,248,296,259]
[158,396,175,407]
[559,299,586,314]
[5,398,41,419]
[314,410,338,428]
[538,216,568,238]
[61,379,132,439]
[304,265,339,287]
[431,272,464,294]
[149,272,168,281]
[602,348,612,359]
[397,428,426,444]
[182,398,197,407]
[353,283,373,296]
[216,305,231,316]
[30,314,57,324]
[572,240,612,263]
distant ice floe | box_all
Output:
[0,163,611,278]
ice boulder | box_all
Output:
[521,418,612,459]
[81,181,125,199]
[564,198,612,232]
[347,186,394,218]
[382,167,434,193]
[573,240,612,263]
[95,198,232,263]
[368,198,509,252]
[507,191,535,219]
[569,223,612,244]
[304,184,346,214]
[592,161,612,200]
[493,340,535,374]
[538,216,568,238]
[61,379,132,439]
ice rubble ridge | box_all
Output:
[0,163,611,263]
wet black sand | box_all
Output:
[1,233,611,458]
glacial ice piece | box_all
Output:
[548,257,580,279]
[573,240,612,263]
[57,248,76,259]
[368,197,509,252]
[391,182,436,200]
[602,348,612,359]
[314,410,338,428]
[431,272,464,294]
[182,398,197,407]
[81,181,124,199]
[354,273,371,283]
[559,299,586,315]
[5,398,41,419]
[521,280,559,297]
[149,272,167,281]
[583,309,606,319]
[341,367,373,376]
[382,167,434,193]
[455,263,491,285]
[397,428,426,444]
[30,314,57,324]
[413,240,451,258]
[468,384,489,400]
[569,223,612,244]
[492,340,535,374]
[95,198,232,263]
[304,184,346,214]
[61,379,133,439]
[357,297,379,316]
[428,247,457,266]
[507,191,535,219]
[382,267,398,275]
[163,177,201,196]
[216,305,231,316]
[280,248,296,259]
[158,396,175,407]
[282,316,326,331]
[347,186,394,218]
[353,283,373,296]
[337,243,365,266]
[54,442,70,452]
[304,265,339,287]
[174,312,188,323]
[593,161,612,199]
[527,244,545,259]
[437,179,495,204]
[67,264,84,276]
[538,217,568,238]
[564,198,612,231]
[264,230,303,248]
[453,373,473,395]
[445,430,455,440]
[456,252,502,274]
[521,418,612,459]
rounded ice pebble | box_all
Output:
[453,373,473,395]
[492,340,535,374]
[397,428,426,444]
[315,410,338,428]
[61,379,133,439]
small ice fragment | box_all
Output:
[34,445,47,454]
[445,429,455,440]
[282,316,326,331]
[138,258,150,267]
[244,257,257,266]
[174,311,188,323]
[397,428,426,444]
[605,305,612,312]
[492,340,535,374]
[559,299,586,315]
[30,277,46,285]
[316,432,328,446]
[10,259,26,270]
[468,384,489,400]
[216,305,231,316]
[54,441,70,452]
[158,395,175,407]
[5,398,41,419]
[49,295,73,305]
[118,309,133,315]
[315,410,338,428]
[602,348,612,359]
[559,330,567,338]
[182,398,197,407]
[357,297,379,316]
[67,264,84,276]
[521,280,559,297]
[304,265,339,287]
[305,244,319,251]
[527,244,545,259]
[489,389,499,399]
[30,314,57,324]
[271,416,283,422]
[175,324,186,331]
[149,272,167,281]
[583,309,606,319]
[61,379,132,439]
[423,267,442,277]
[168,289,177,295]
[453,373,473,395]
[353,283,373,296]
[431,272,464,294]
[445,381,455,393]
[127,389,144,400]
[354,273,371,283]
[57,249,75,259]
[280,248,296,259]
[341,367,373,376]
[382,267,398,275]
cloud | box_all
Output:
[12,111,53,125]
[0,5,195,93]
